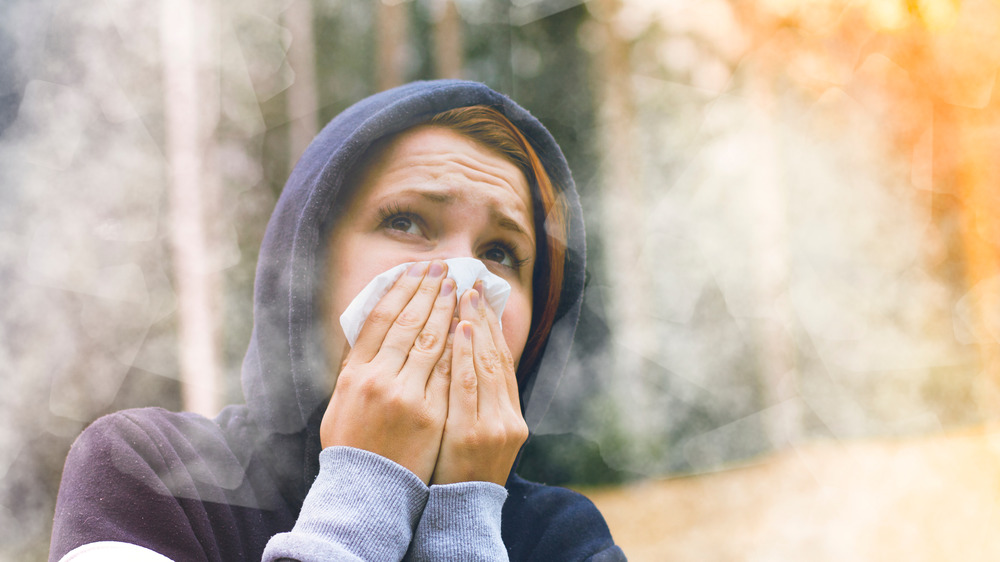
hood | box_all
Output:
[241,80,586,436]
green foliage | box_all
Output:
[518,431,640,487]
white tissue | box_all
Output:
[339,257,511,347]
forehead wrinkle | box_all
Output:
[417,158,534,232]
[379,126,530,202]
[379,157,531,216]
[404,154,524,198]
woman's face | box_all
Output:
[323,125,535,369]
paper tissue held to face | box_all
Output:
[339,257,512,347]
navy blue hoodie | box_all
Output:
[50,80,623,561]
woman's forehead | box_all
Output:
[352,126,534,222]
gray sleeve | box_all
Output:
[262,446,429,562]
[404,481,509,562]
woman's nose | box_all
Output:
[426,237,476,262]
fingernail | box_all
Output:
[470,289,480,309]
[449,317,458,334]
[428,261,445,278]
[408,262,427,277]
[461,322,472,339]
[473,280,483,294]
[440,279,454,296]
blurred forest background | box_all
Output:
[2,0,1000,559]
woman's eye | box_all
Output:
[387,215,420,235]
[483,246,513,268]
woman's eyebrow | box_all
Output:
[490,208,535,247]
[372,189,454,207]
[415,190,454,204]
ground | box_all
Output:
[578,425,1000,561]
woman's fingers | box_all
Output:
[399,276,457,397]
[423,318,457,400]
[449,316,478,421]
[350,261,431,364]
[473,281,521,408]
[358,261,449,373]
[433,286,527,486]
[458,284,508,415]
[375,260,451,373]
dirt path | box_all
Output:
[577,425,1000,561]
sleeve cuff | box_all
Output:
[263,446,429,561]
[406,481,508,561]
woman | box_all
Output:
[50,80,624,561]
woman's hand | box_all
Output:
[431,281,530,486]
[320,260,457,485]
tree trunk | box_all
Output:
[284,0,319,169]
[160,0,222,417]
[376,0,410,90]
[432,0,463,79]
